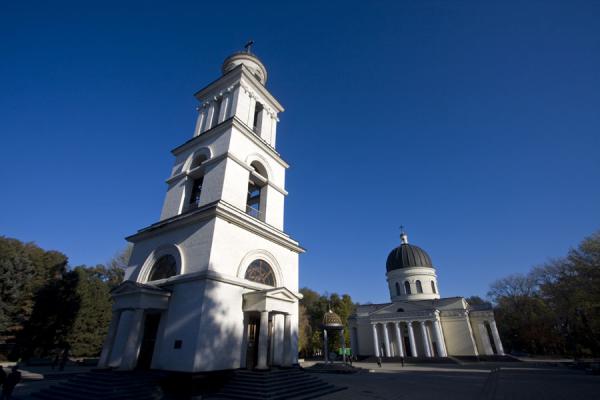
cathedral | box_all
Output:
[98,48,303,372]
[349,231,504,358]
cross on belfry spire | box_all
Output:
[244,40,254,53]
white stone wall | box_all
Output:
[386,267,440,301]
[208,217,298,289]
[439,314,478,356]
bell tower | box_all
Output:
[100,46,303,372]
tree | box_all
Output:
[488,230,600,357]
[0,237,67,347]
[299,287,356,357]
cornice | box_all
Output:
[193,65,284,113]
[170,117,289,169]
[126,200,304,254]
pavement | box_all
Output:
[0,363,94,399]
[306,361,600,400]
[3,361,598,399]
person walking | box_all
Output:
[400,355,405,367]
[59,344,70,371]
[2,365,21,400]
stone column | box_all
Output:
[194,106,207,136]
[489,320,505,355]
[98,310,120,367]
[256,311,270,369]
[247,96,257,127]
[282,314,292,367]
[371,323,380,357]
[394,322,405,357]
[382,323,391,357]
[270,115,278,147]
[407,322,417,357]
[419,321,432,357]
[120,309,145,370]
[323,329,329,362]
[432,319,448,357]
[272,314,284,366]
[218,92,231,123]
[205,102,217,131]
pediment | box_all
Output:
[264,287,301,302]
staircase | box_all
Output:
[206,367,345,400]
[31,370,165,400]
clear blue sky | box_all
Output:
[1,1,599,304]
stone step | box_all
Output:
[228,373,321,386]
[220,377,331,396]
[206,368,346,400]
[31,371,164,400]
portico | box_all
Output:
[242,287,300,369]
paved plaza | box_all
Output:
[314,362,600,400]
[4,361,599,399]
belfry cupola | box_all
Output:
[386,229,440,301]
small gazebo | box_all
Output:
[321,309,344,362]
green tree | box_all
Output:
[0,237,67,347]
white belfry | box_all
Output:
[98,47,304,372]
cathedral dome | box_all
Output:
[386,232,433,272]
[221,48,268,85]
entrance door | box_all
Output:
[136,313,161,370]
[245,315,260,369]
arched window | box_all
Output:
[187,154,208,210]
[404,281,411,295]
[246,162,267,221]
[148,255,177,281]
[431,281,437,294]
[244,260,275,286]
[416,280,423,294]
[395,282,401,296]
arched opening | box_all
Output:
[187,154,208,210]
[431,281,437,294]
[395,282,401,296]
[246,161,268,221]
[148,254,177,281]
[244,259,276,286]
[396,308,404,312]
[404,281,411,295]
[252,102,264,134]
[416,280,423,294]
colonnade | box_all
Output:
[371,319,448,358]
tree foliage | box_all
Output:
[298,288,356,357]
[0,237,67,343]
[488,230,600,357]
[0,237,127,360]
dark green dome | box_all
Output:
[386,242,433,272]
